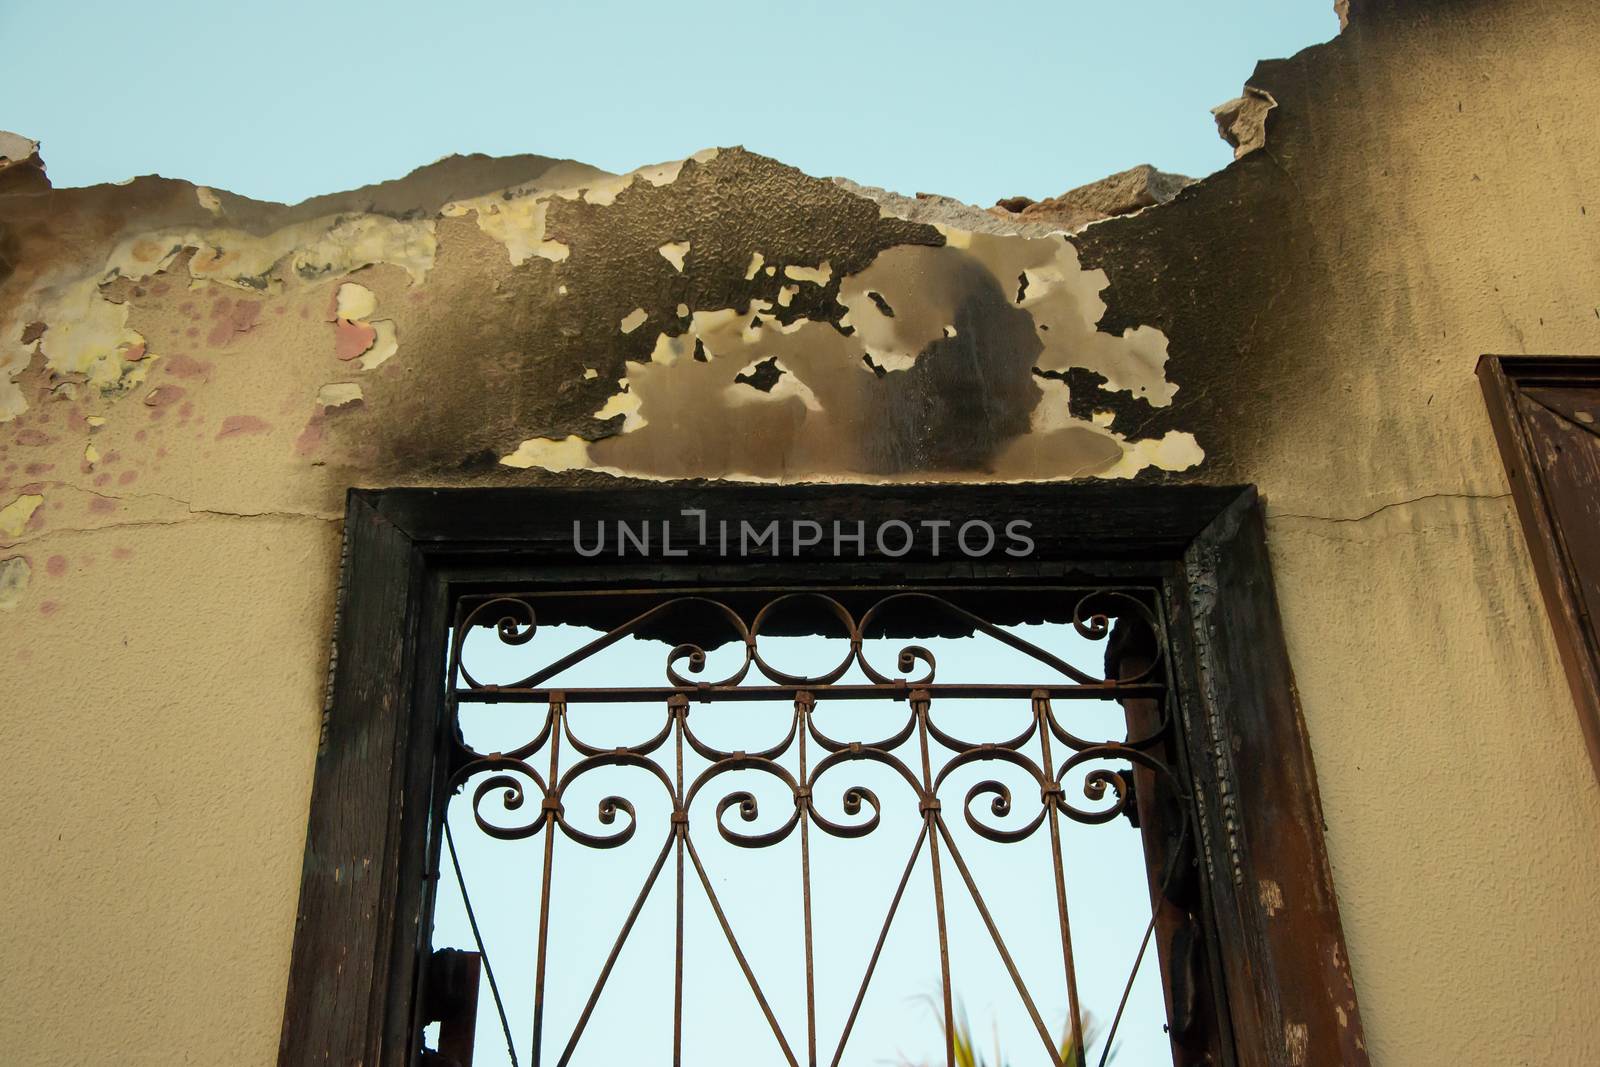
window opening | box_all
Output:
[422,586,1190,1067]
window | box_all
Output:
[279,485,1367,1067]
[1479,356,1600,782]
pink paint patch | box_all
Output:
[94,473,111,487]
[333,319,377,361]
[144,385,187,408]
[39,600,59,616]
[118,469,138,486]
[123,342,147,362]
[15,429,51,446]
[112,546,134,560]
[163,353,213,379]
[24,462,52,476]
[136,430,149,443]
[206,298,264,346]
[89,497,116,514]
[217,414,271,439]
[46,555,66,577]
[233,299,262,330]
[179,301,195,316]
[186,326,200,339]
[294,415,326,457]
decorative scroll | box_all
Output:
[450,589,1166,696]
[440,587,1189,1067]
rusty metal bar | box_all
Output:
[934,814,1064,1067]
[671,692,687,1067]
[1035,691,1087,1063]
[529,695,564,1067]
[442,821,518,1067]
[554,833,675,1067]
[912,690,956,1067]
[795,692,818,1067]
[683,833,801,1067]
[456,682,1163,704]
[827,825,928,1067]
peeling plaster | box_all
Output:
[1213,86,1278,159]
[441,194,569,267]
[658,241,690,272]
[359,320,400,371]
[783,261,832,286]
[334,283,377,321]
[316,383,363,410]
[0,555,29,609]
[3,211,434,420]
[440,151,719,266]
[6,143,1197,492]
[0,493,44,539]
[518,204,1199,480]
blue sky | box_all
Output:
[443,620,1173,1067]
[5,0,1337,206]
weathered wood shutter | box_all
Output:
[1479,356,1600,781]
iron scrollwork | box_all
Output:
[442,587,1189,1067]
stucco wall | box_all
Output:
[3,0,1598,1063]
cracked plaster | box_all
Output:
[5,1,1600,1064]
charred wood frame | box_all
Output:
[277,483,1367,1067]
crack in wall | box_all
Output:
[1271,491,1512,526]
[0,481,341,549]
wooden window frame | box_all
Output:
[1478,355,1600,782]
[277,483,1367,1067]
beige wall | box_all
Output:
[3,0,1598,1062]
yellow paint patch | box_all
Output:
[334,283,377,322]
[441,194,568,267]
[593,384,645,431]
[358,321,399,371]
[783,261,832,285]
[498,435,594,471]
[316,383,364,409]
[103,214,437,289]
[658,241,691,272]
[0,494,44,539]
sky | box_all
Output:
[438,618,1173,1067]
[4,0,1337,207]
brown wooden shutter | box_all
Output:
[1478,356,1600,782]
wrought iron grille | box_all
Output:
[432,587,1191,1067]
